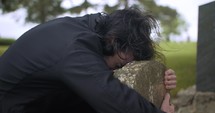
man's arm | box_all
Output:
[60,47,164,113]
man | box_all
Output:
[0,8,176,113]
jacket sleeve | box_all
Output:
[60,42,165,113]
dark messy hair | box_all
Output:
[95,7,163,61]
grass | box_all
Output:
[0,45,9,55]
[160,42,197,97]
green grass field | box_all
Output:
[0,42,197,97]
[160,42,197,97]
[0,46,9,55]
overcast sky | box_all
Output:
[0,0,214,41]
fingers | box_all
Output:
[164,80,176,85]
[164,74,176,81]
[164,81,177,89]
[161,93,175,113]
[165,69,175,75]
[164,69,177,90]
[165,69,176,81]
[162,93,170,105]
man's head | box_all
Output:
[96,7,162,69]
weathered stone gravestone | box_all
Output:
[195,1,215,113]
[197,1,215,92]
[114,61,167,108]
[172,2,215,113]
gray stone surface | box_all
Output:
[197,1,215,92]
[172,86,196,107]
[193,92,215,113]
[114,61,166,108]
[173,85,215,113]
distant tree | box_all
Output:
[68,0,96,14]
[0,0,100,23]
[103,0,187,41]
[0,0,187,41]
[1,0,65,23]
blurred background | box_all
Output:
[0,0,214,97]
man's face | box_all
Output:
[104,51,134,70]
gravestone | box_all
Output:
[114,61,167,108]
[173,2,215,113]
[197,1,215,92]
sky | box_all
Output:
[0,0,214,41]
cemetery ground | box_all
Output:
[0,42,197,98]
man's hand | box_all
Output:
[161,93,174,113]
[164,69,176,90]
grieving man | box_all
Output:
[0,8,176,113]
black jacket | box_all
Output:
[0,13,164,113]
